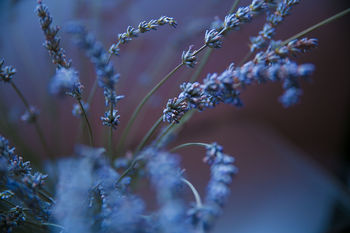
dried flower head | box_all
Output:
[182,46,197,68]
[0,59,16,83]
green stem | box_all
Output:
[40,222,65,230]
[115,155,144,185]
[133,116,163,156]
[38,189,55,204]
[239,8,350,67]
[116,63,183,152]
[189,48,213,82]
[154,122,176,148]
[193,44,208,56]
[77,99,94,146]
[282,8,350,46]
[229,0,241,14]
[238,50,253,66]
[170,142,210,153]
[10,81,51,157]
[190,0,241,82]
[181,178,203,207]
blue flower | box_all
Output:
[0,59,16,83]
[101,110,121,129]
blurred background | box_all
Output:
[0,0,349,232]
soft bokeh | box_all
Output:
[0,0,349,232]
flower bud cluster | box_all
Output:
[250,0,300,51]
[109,16,177,55]
[164,38,317,123]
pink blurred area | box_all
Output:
[0,0,349,232]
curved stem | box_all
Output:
[115,155,144,185]
[10,81,51,157]
[282,8,350,46]
[170,142,210,153]
[116,63,183,152]
[133,116,163,157]
[181,178,203,207]
[38,189,55,204]
[77,99,94,146]
[41,222,65,230]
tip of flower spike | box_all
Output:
[279,87,303,107]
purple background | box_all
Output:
[0,0,349,232]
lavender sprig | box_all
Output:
[0,135,51,222]
[0,59,50,155]
[163,38,317,123]
[116,0,275,154]
[109,16,177,55]
[36,1,71,69]
[250,0,300,52]
[66,23,124,129]
[36,1,94,145]
[144,148,191,233]
[200,143,237,230]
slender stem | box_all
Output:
[181,178,206,233]
[133,116,163,156]
[154,122,175,148]
[115,156,144,185]
[282,8,350,46]
[193,44,207,56]
[190,0,241,82]
[10,81,31,109]
[238,50,253,66]
[40,222,65,230]
[239,8,350,67]
[116,63,183,152]
[170,142,209,153]
[38,189,55,204]
[229,0,241,14]
[25,220,65,231]
[190,48,213,82]
[10,81,51,157]
[158,110,195,146]
[77,99,93,146]
[87,79,98,105]
[181,178,203,207]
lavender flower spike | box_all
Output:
[189,143,237,231]
[250,0,300,51]
[36,1,71,68]
[109,16,177,55]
